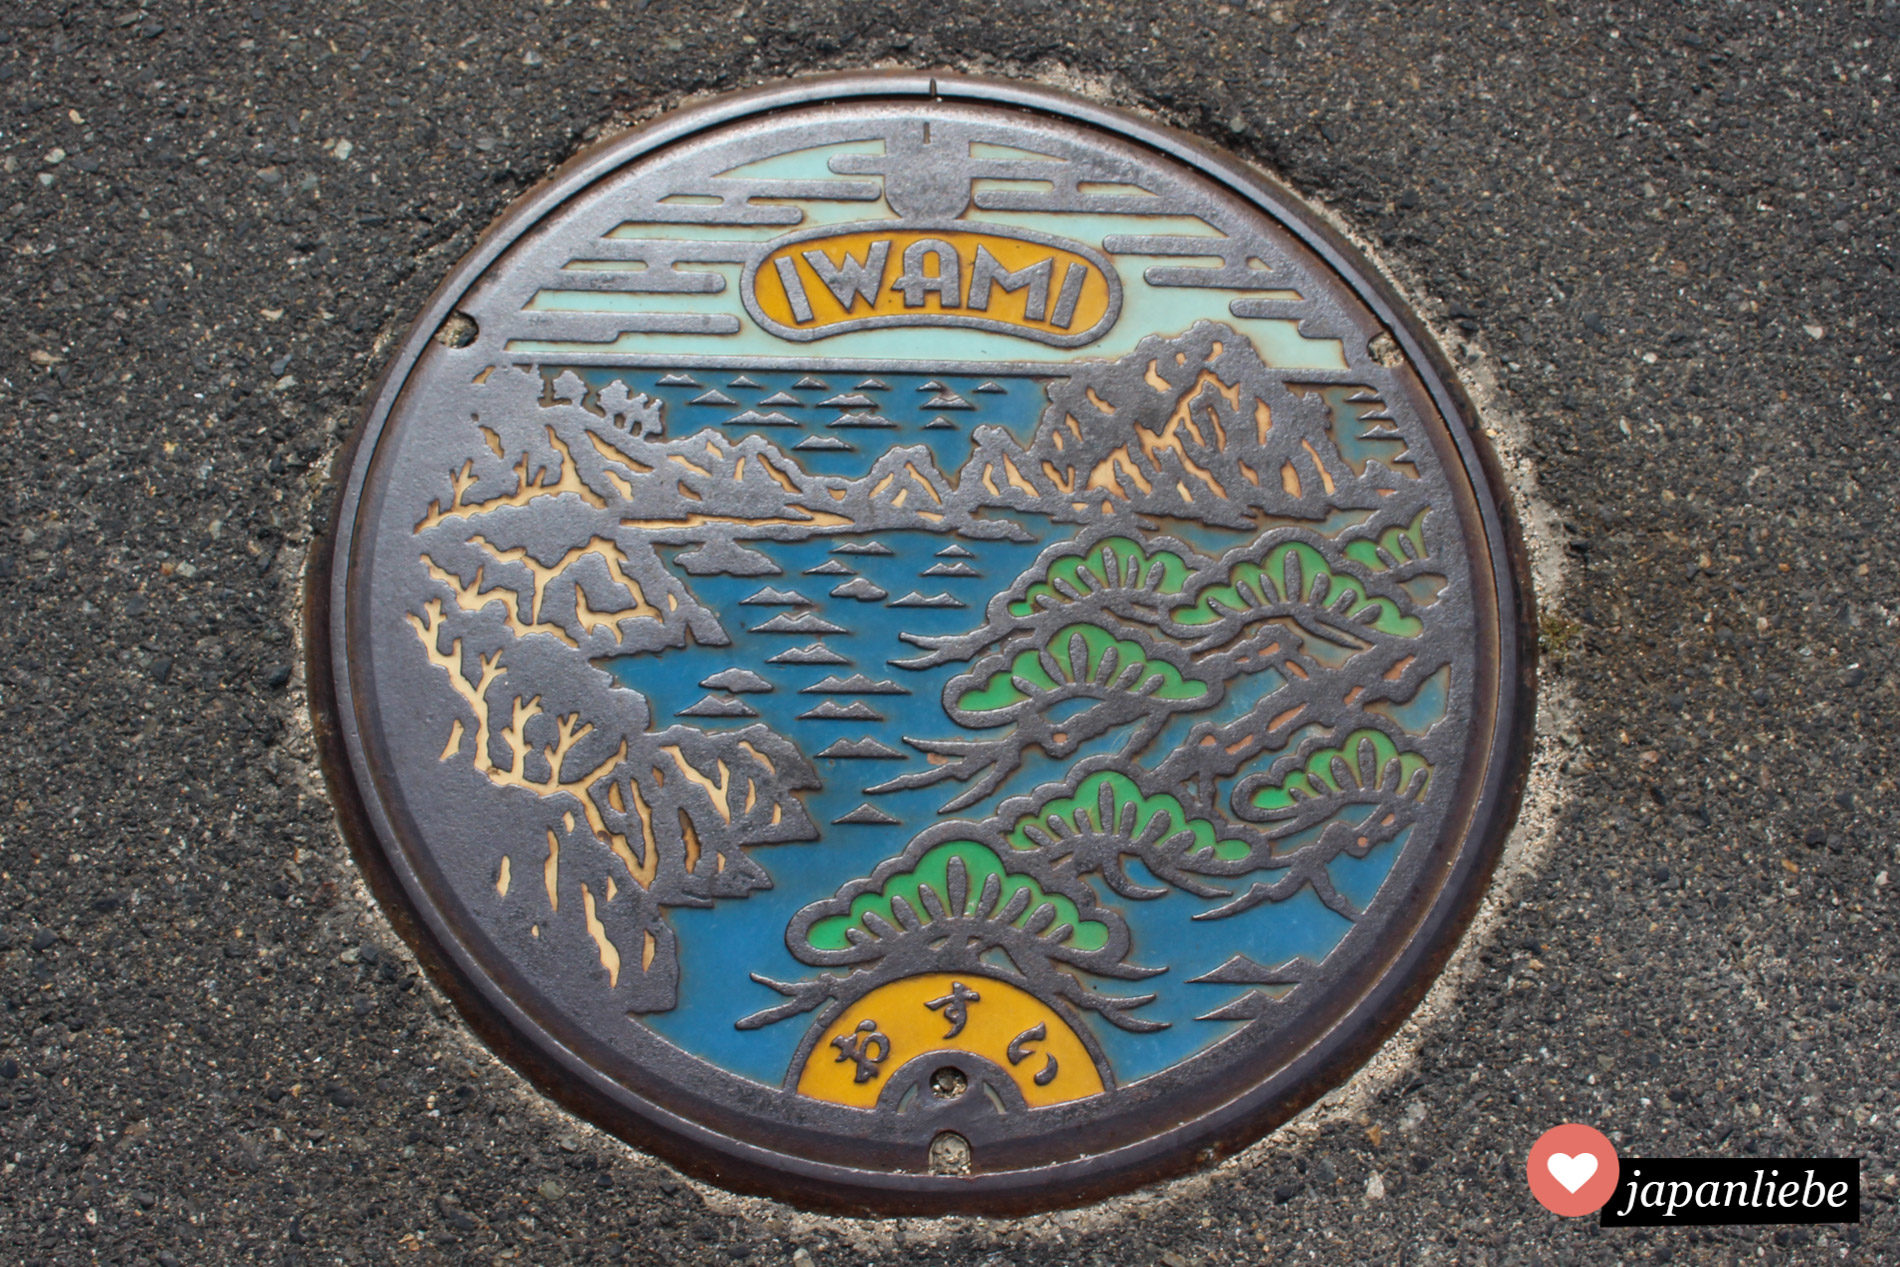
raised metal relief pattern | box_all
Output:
[407,309,1458,1099]
[342,90,1505,1176]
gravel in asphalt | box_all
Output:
[0,1,1895,1262]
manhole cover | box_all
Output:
[315,73,1532,1213]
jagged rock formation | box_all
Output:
[406,593,819,1012]
[943,321,1422,529]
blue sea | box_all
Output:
[580,366,1405,1089]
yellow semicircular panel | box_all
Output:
[795,973,1105,1109]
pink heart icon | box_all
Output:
[1528,1123,1618,1216]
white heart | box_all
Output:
[1547,1151,1598,1194]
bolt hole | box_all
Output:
[929,1066,967,1099]
[435,312,478,349]
[928,1131,971,1176]
[1368,330,1403,368]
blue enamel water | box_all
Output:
[589,368,1430,1083]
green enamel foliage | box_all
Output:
[1176,541,1421,635]
[805,841,1111,953]
[1344,509,1430,572]
[1248,729,1434,811]
[1008,537,1194,616]
[957,624,1208,713]
[1006,770,1250,862]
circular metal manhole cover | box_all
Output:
[314,73,1532,1213]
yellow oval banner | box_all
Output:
[794,972,1106,1110]
[744,223,1122,347]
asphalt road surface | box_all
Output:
[2,1,1895,1262]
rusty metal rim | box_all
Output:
[309,69,1536,1216]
